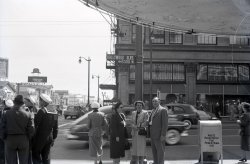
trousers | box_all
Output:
[150,139,165,164]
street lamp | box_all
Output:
[92,74,100,103]
[78,56,91,106]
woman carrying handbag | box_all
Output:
[130,101,149,164]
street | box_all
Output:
[51,116,243,161]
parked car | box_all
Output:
[164,103,216,130]
[63,105,86,119]
[66,105,188,145]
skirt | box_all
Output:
[89,136,103,157]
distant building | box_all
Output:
[0,81,16,100]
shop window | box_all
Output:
[230,36,249,45]
[197,64,250,83]
[169,32,183,44]
[198,34,217,45]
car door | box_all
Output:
[171,106,185,121]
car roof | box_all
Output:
[71,105,134,125]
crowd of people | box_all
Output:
[0,93,58,164]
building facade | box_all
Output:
[108,19,250,116]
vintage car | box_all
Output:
[66,105,188,145]
[63,105,86,119]
[163,104,217,129]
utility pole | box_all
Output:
[92,75,100,103]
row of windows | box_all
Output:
[197,64,250,82]
[129,63,250,83]
[130,24,250,45]
[129,63,185,82]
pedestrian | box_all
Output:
[214,102,221,120]
[87,102,108,164]
[24,96,36,164]
[0,95,34,164]
[109,102,126,164]
[130,101,148,164]
[148,97,168,164]
[32,94,58,164]
[237,102,250,162]
[0,99,14,164]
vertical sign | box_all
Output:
[0,58,8,78]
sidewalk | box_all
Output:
[51,159,242,164]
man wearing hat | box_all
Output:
[0,95,34,164]
[32,94,58,164]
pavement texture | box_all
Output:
[51,159,245,164]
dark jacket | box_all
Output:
[239,112,250,151]
[0,105,34,140]
[32,107,58,151]
[109,112,126,159]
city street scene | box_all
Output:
[1,0,250,164]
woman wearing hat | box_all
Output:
[130,101,148,164]
[0,95,34,164]
[87,102,108,164]
[237,102,250,162]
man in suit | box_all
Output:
[32,94,58,164]
[148,97,168,164]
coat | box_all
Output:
[0,106,34,140]
[149,105,168,140]
[131,110,148,156]
[239,112,250,151]
[32,107,58,152]
[109,112,126,159]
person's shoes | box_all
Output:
[239,158,247,162]
[99,160,102,164]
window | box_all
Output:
[198,34,217,45]
[130,63,185,82]
[197,64,208,80]
[151,29,165,44]
[131,24,145,43]
[169,32,183,44]
[197,64,250,83]
[239,65,250,81]
[208,64,237,82]
[173,106,184,114]
[230,36,249,45]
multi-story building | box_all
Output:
[107,19,250,116]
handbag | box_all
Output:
[124,138,130,150]
[138,127,147,136]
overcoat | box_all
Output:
[131,110,148,156]
[239,112,250,151]
[109,112,126,159]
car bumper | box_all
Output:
[181,130,188,137]
[65,130,89,140]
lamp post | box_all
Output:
[79,56,91,106]
[92,74,100,103]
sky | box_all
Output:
[0,0,115,100]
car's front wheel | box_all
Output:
[165,129,181,145]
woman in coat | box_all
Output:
[130,101,148,164]
[109,102,126,164]
[87,102,108,164]
[237,102,250,162]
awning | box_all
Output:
[80,0,250,35]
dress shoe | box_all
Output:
[99,160,102,164]
[239,158,247,162]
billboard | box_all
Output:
[0,58,8,78]
[28,76,47,83]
